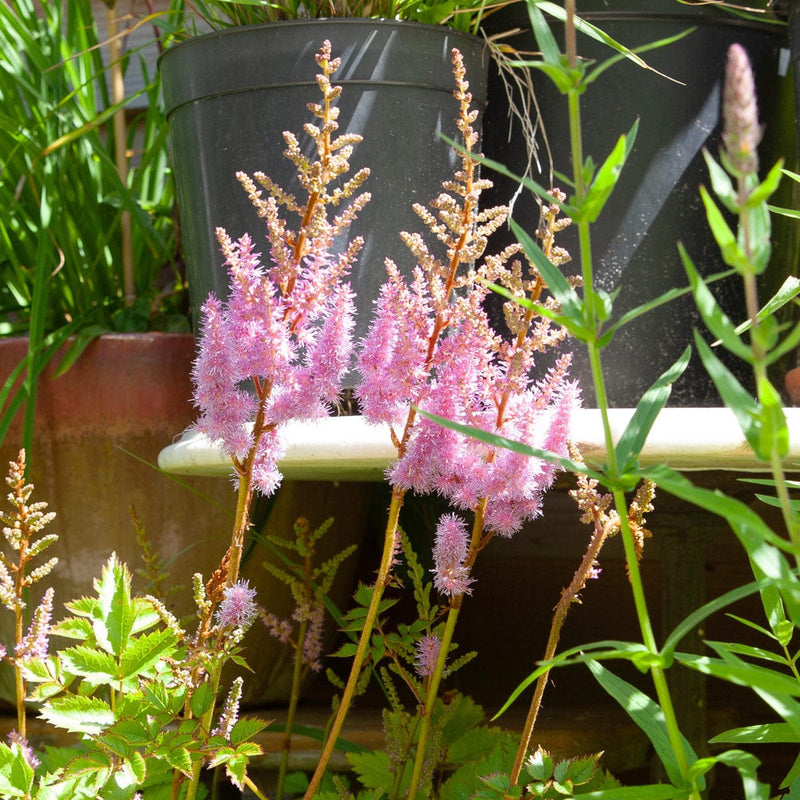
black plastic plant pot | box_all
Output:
[481,2,796,407]
[160,19,489,385]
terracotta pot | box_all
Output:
[0,333,369,706]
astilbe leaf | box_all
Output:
[38,695,115,735]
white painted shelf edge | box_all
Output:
[158,407,800,480]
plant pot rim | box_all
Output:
[159,17,486,61]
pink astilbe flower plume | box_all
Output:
[414,634,442,678]
[307,52,579,798]
[432,514,473,597]
[189,41,369,586]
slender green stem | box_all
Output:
[303,486,406,800]
[276,606,310,800]
[185,666,223,800]
[406,599,461,800]
[562,4,699,788]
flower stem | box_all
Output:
[510,514,610,784]
[303,485,406,799]
[407,502,487,800]
[276,553,314,800]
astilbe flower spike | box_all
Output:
[190,41,368,587]
[309,51,579,800]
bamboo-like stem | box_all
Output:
[106,2,135,307]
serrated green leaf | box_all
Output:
[527,748,553,782]
[190,679,215,718]
[225,753,248,790]
[164,745,194,776]
[127,750,147,784]
[51,615,94,641]
[348,750,409,793]
[59,644,118,686]
[105,716,153,746]
[0,742,34,797]
[39,694,115,734]
[93,554,135,657]
[230,717,268,746]
[119,628,177,681]
[566,752,601,785]
[19,655,59,682]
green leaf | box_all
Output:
[721,275,800,342]
[536,0,669,77]
[119,628,178,681]
[230,717,268,746]
[527,1,563,67]
[163,745,194,776]
[614,347,691,474]
[127,750,147,784]
[0,742,34,797]
[676,651,800,698]
[703,149,738,213]
[661,577,772,658]
[39,694,115,735]
[681,245,752,362]
[190,679,215,719]
[693,333,759,452]
[93,554,136,657]
[348,749,409,792]
[509,217,585,331]
[581,121,638,224]
[644,464,800,626]
[587,660,701,791]
[710,722,800,745]
[699,186,750,273]
[59,645,118,686]
[746,159,785,208]
[554,785,682,799]
[414,406,600,481]
[689,750,770,800]
[756,377,789,459]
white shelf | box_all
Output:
[158,407,800,480]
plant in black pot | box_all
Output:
[479,0,798,408]
[158,0,506,369]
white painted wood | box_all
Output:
[157,407,800,480]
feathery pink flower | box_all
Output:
[216,580,258,631]
[414,634,442,678]
[432,514,473,597]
